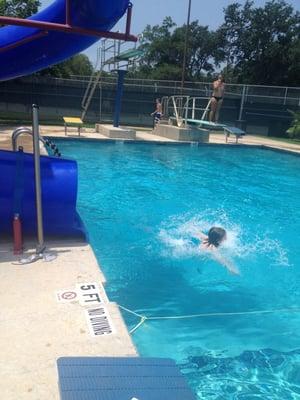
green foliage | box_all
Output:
[38,54,94,78]
[136,17,224,81]
[286,110,300,139]
[1,0,298,86]
[220,0,300,85]
[132,0,299,85]
[0,0,40,18]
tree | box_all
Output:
[0,0,40,19]
[220,0,300,85]
[176,23,226,80]
[135,17,225,81]
[38,54,94,78]
[137,17,177,74]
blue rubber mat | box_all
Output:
[57,357,196,400]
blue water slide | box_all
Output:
[0,149,86,238]
[0,1,133,239]
[0,0,131,81]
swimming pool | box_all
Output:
[57,140,300,399]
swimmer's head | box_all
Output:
[207,227,227,247]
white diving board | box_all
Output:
[186,119,226,130]
[169,116,226,130]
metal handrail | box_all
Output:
[11,127,61,157]
[162,95,213,127]
[12,126,46,151]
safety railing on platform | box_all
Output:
[162,96,220,127]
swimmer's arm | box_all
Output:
[212,252,240,275]
[194,231,207,241]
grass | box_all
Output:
[0,118,92,129]
[0,117,153,131]
[261,136,300,145]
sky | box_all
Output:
[40,0,300,65]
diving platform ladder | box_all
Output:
[81,38,143,122]
[81,69,102,122]
[81,44,104,122]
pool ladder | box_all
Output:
[12,126,61,156]
[11,112,57,265]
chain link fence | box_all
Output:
[0,75,299,135]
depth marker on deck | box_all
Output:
[76,282,107,306]
[85,306,115,336]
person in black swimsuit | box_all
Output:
[209,75,225,123]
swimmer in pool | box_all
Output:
[195,227,240,275]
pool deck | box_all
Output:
[0,239,137,400]
[0,124,299,399]
[1,124,300,154]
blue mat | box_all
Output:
[57,357,196,400]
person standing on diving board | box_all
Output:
[209,74,225,123]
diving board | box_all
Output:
[105,48,144,65]
[186,119,227,130]
[168,116,226,130]
[224,126,246,143]
[57,357,197,400]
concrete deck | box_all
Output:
[0,123,299,399]
[0,240,137,400]
[95,124,136,139]
[1,124,299,153]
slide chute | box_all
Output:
[0,0,135,81]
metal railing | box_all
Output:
[68,75,300,106]
[12,126,61,156]
[162,96,216,127]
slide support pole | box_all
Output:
[113,70,127,127]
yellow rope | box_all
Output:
[118,305,300,334]
[146,308,300,320]
[130,316,147,334]
[119,304,144,318]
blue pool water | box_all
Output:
[57,141,300,399]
